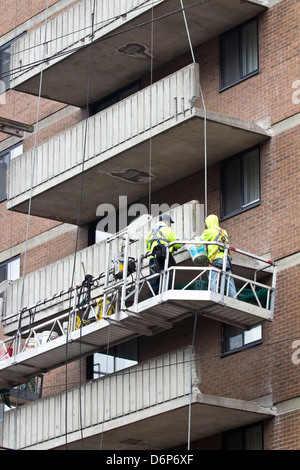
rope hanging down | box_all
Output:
[179,0,208,219]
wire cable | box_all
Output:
[1,0,211,82]
[64,0,97,450]
[179,0,208,218]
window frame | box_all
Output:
[0,41,11,92]
[221,146,261,220]
[219,17,259,92]
[0,32,26,92]
[223,422,264,450]
[90,79,141,115]
[0,142,23,202]
[222,323,262,356]
[86,338,139,380]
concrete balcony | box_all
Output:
[0,346,275,450]
[2,201,203,337]
[0,200,277,390]
[7,64,270,225]
[10,0,268,107]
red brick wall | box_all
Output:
[0,0,299,450]
[0,0,61,36]
[264,411,300,450]
[150,0,300,127]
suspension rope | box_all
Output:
[179,0,208,219]
[148,1,154,214]
[179,0,208,450]
[64,0,97,450]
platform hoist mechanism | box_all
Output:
[113,251,136,280]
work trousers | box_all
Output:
[209,257,237,298]
[148,253,176,298]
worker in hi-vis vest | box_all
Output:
[146,214,182,297]
[201,214,237,298]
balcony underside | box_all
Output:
[0,288,271,390]
[12,0,267,107]
[52,393,275,450]
[7,109,270,225]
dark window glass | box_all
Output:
[222,147,260,219]
[220,19,258,90]
[90,80,141,114]
[223,323,262,354]
[0,151,10,202]
[223,424,263,450]
[87,338,138,380]
[0,43,11,91]
[0,143,23,202]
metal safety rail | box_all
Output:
[0,232,277,390]
[127,239,277,329]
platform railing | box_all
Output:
[125,239,277,316]
[0,238,277,361]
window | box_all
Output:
[0,42,11,92]
[223,423,263,450]
[0,33,26,92]
[90,80,141,115]
[221,147,260,219]
[222,323,262,354]
[0,142,23,201]
[87,338,138,379]
[0,256,20,286]
[220,18,258,90]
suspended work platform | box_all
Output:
[0,231,277,391]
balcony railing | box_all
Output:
[0,200,277,391]
[10,0,268,106]
[0,345,275,450]
[7,63,203,224]
[7,62,270,225]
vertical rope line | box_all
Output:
[179,0,207,218]
[64,0,97,450]
[179,0,205,450]
[148,1,154,214]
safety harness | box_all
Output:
[148,226,170,261]
[209,228,231,265]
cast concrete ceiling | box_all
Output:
[12,0,267,107]
[52,393,275,450]
[7,109,270,225]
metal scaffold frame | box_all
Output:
[0,228,277,391]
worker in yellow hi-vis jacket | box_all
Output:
[201,214,237,298]
[146,214,182,297]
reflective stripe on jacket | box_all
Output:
[146,222,182,255]
[200,214,229,263]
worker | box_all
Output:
[200,214,237,298]
[146,214,182,297]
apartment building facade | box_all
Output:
[0,0,299,450]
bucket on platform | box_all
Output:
[41,331,58,344]
[26,338,36,349]
[188,237,208,266]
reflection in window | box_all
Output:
[222,147,260,219]
[88,338,138,379]
[0,43,11,91]
[223,323,262,354]
[223,423,263,450]
[220,18,258,90]
[0,143,23,202]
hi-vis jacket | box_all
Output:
[201,214,229,263]
[146,222,182,256]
